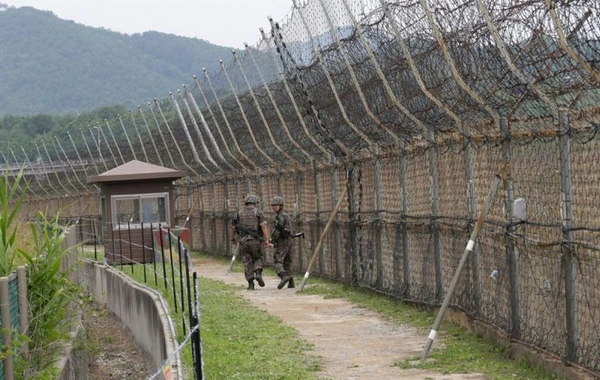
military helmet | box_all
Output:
[244,194,259,205]
[271,196,284,206]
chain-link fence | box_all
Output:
[8,0,600,375]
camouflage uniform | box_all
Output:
[270,196,294,289]
[232,195,268,289]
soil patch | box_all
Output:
[83,302,153,379]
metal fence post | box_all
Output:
[348,159,359,287]
[501,117,520,337]
[559,109,577,363]
[211,178,217,252]
[400,146,410,298]
[277,167,283,196]
[374,149,383,287]
[299,186,348,291]
[465,138,481,313]
[332,158,342,279]
[422,174,502,361]
[293,164,304,272]
[188,194,195,253]
[313,160,324,275]
[199,188,206,252]
[429,131,442,301]
[224,178,230,257]
[257,168,265,212]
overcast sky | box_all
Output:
[6,0,295,48]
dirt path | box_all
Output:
[193,257,485,380]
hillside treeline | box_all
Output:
[0,5,233,117]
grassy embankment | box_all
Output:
[86,246,565,380]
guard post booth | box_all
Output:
[87,160,186,265]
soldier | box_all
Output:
[231,194,271,290]
[266,196,295,289]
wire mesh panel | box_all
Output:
[574,249,600,371]
[477,231,513,333]
[517,244,566,356]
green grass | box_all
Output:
[297,277,565,380]
[83,247,321,379]
[88,248,565,379]
[199,278,320,379]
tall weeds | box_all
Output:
[0,169,25,276]
[0,170,80,378]
[18,212,80,378]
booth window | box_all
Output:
[112,193,169,227]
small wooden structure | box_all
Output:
[87,160,186,265]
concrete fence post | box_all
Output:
[0,277,14,380]
[17,267,29,359]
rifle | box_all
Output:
[234,224,264,241]
[292,232,305,239]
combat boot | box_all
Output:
[277,273,291,290]
[247,280,255,290]
[254,269,265,287]
[287,277,295,288]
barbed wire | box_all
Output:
[6,0,600,376]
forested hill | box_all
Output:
[0,5,233,116]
